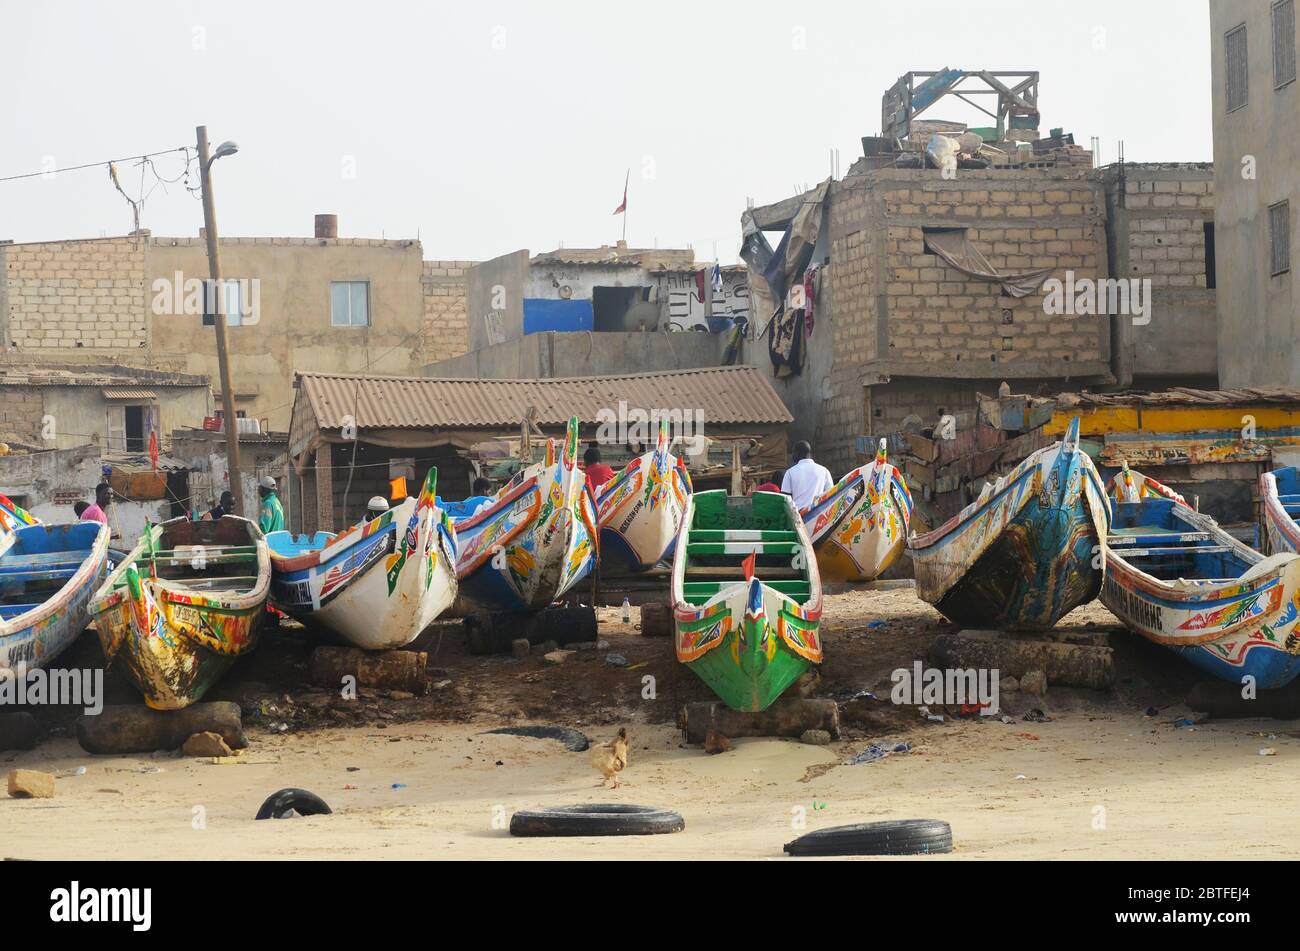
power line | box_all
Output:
[0,147,192,184]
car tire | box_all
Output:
[784,819,952,856]
[509,804,684,837]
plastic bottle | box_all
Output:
[622,597,631,624]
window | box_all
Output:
[331,281,370,327]
[1270,200,1291,276]
[201,279,251,327]
[1227,24,1249,111]
[1276,0,1297,87]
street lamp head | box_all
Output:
[212,140,240,161]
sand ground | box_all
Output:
[3,589,1299,860]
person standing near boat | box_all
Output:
[781,442,833,511]
[204,491,235,521]
[80,483,112,525]
[258,476,285,534]
[582,446,616,493]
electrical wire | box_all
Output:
[0,147,192,184]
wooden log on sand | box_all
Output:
[309,646,428,694]
[76,702,247,754]
[681,699,840,745]
[0,713,38,751]
[1186,681,1300,720]
[928,631,1115,691]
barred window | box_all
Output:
[1227,23,1249,111]
[1270,201,1291,276]
[1275,0,1296,87]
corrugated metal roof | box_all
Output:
[297,367,793,431]
[102,388,158,400]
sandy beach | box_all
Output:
[4,589,1299,861]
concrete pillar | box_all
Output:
[316,442,335,533]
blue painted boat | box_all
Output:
[1104,467,1300,688]
[908,418,1110,631]
[1261,466,1300,555]
[0,521,110,673]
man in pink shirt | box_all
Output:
[80,483,112,525]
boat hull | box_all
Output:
[909,419,1108,631]
[269,496,458,649]
[89,516,270,710]
[673,490,823,712]
[1262,468,1300,556]
[597,441,690,574]
[454,418,596,613]
[1106,471,1300,688]
[1103,552,1300,689]
[675,582,822,712]
[0,523,110,673]
[803,457,912,583]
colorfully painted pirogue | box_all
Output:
[88,515,270,709]
[909,418,1109,631]
[0,521,110,675]
[801,439,912,583]
[596,419,692,574]
[266,467,458,649]
[673,489,823,712]
[1261,466,1300,556]
[453,417,597,613]
[0,494,39,537]
[1104,465,1300,689]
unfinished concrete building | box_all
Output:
[743,70,1219,487]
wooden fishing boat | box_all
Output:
[596,419,692,574]
[266,468,458,649]
[1261,466,1300,556]
[0,494,39,536]
[802,439,913,583]
[453,416,597,613]
[88,515,270,710]
[909,418,1109,631]
[673,490,823,712]
[1,522,110,674]
[1104,467,1300,688]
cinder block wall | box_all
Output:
[421,260,474,365]
[0,237,148,353]
[817,164,1111,475]
[0,386,45,445]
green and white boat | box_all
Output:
[672,490,824,712]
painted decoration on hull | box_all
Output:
[0,521,110,675]
[88,515,269,710]
[802,439,913,583]
[1261,467,1300,556]
[454,417,597,613]
[1104,467,1300,688]
[597,419,692,573]
[267,468,459,650]
[672,491,823,712]
[908,418,1109,631]
[0,494,40,536]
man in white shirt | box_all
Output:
[781,441,834,511]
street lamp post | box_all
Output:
[195,125,245,517]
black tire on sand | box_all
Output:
[784,819,953,856]
[255,788,334,820]
[510,804,684,837]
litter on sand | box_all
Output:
[850,741,912,765]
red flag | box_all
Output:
[612,170,629,215]
[742,550,757,581]
[149,431,159,472]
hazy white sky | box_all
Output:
[1,0,1212,263]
